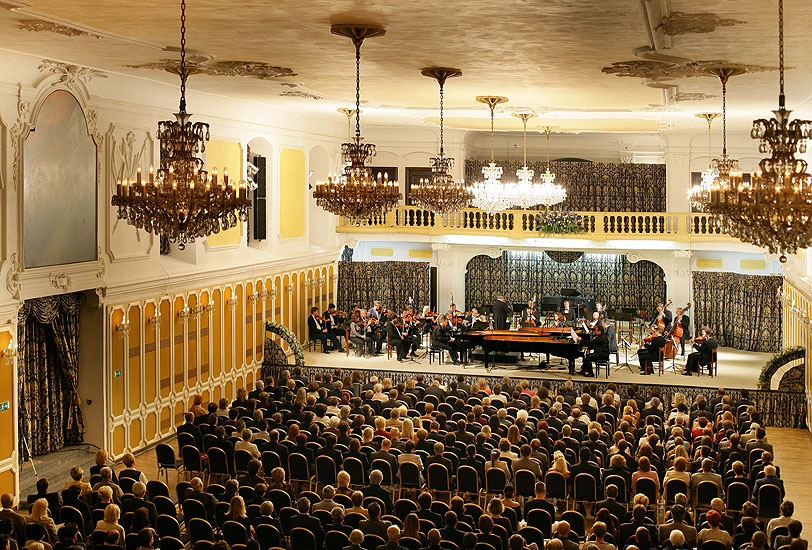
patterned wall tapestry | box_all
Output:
[338,261,431,313]
[465,160,666,212]
[692,271,782,352]
[465,251,665,313]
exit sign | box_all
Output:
[0,402,9,412]
[114,369,122,378]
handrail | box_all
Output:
[337,206,733,241]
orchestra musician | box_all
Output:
[399,308,421,357]
[683,326,718,375]
[674,306,691,356]
[466,307,485,326]
[595,302,607,320]
[637,325,665,375]
[521,299,539,326]
[367,300,384,321]
[432,314,460,365]
[308,307,343,353]
[419,305,436,334]
[348,311,374,357]
[561,299,574,321]
[553,311,567,328]
[650,303,673,331]
[361,309,384,354]
[588,311,602,329]
[448,303,466,331]
[385,313,408,362]
[492,295,513,330]
[325,303,345,344]
[574,322,608,377]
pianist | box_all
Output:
[574,322,609,377]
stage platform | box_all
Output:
[303,345,770,390]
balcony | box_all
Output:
[337,206,736,243]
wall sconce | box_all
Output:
[284,284,294,293]
[115,317,130,338]
[190,305,203,315]
[177,305,191,320]
[148,313,163,328]
[202,303,214,313]
[226,298,238,309]
[1,339,17,365]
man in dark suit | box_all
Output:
[453,420,474,445]
[431,316,459,365]
[439,512,466,550]
[120,482,157,526]
[618,504,659,548]
[571,448,602,487]
[594,484,627,521]
[560,299,575,322]
[684,326,718,375]
[753,465,784,499]
[415,492,443,529]
[308,307,342,353]
[362,470,393,515]
[459,445,486,486]
[524,481,557,521]
[492,295,513,331]
[745,428,774,456]
[512,444,543,480]
[424,443,455,489]
[177,412,204,449]
[0,493,27,546]
[637,326,666,375]
[358,502,390,540]
[385,319,407,362]
[186,477,217,523]
[369,441,399,484]
[650,303,673,331]
[289,497,325,549]
[316,435,344,469]
[207,426,235,475]
[577,323,609,377]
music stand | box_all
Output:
[614,336,636,373]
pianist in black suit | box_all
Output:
[432,315,460,364]
[492,295,513,330]
[578,323,609,377]
[637,326,666,375]
[561,299,575,321]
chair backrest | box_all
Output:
[574,473,597,502]
[696,481,720,507]
[325,530,350,549]
[222,520,249,546]
[60,506,85,535]
[400,537,422,550]
[343,456,366,485]
[518,526,545,548]
[175,481,191,504]
[156,443,178,468]
[146,480,170,500]
[267,489,291,513]
[664,478,688,505]
[428,463,451,491]
[726,481,751,513]
[153,495,176,518]
[278,507,299,534]
[485,466,507,494]
[234,450,253,473]
[757,484,782,518]
[561,510,585,538]
[255,524,282,550]
[545,471,567,499]
[188,518,215,544]
[634,476,657,503]
[160,537,184,550]
[702,540,727,550]
[603,474,627,502]
[156,514,181,539]
[361,533,386,550]
[514,469,536,498]
[177,432,197,450]
[288,453,311,480]
[183,496,208,522]
[399,461,421,487]
[457,465,480,494]
[207,447,229,475]
[395,498,418,521]
[370,459,393,486]
[194,541,214,550]
[526,508,552,537]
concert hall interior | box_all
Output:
[3,1,812,548]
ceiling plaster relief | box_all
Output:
[125,58,297,82]
[17,19,101,38]
[658,11,744,36]
[279,90,325,100]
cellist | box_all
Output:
[649,303,673,332]
[673,306,691,356]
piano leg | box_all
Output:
[568,357,576,375]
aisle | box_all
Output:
[768,427,812,529]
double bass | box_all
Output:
[664,302,690,359]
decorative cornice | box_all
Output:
[18,19,102,38]
[658,12,743,36]
[49,272,73,291]
[9,90,30,192]
[37,59,107,87]
[4,253,20,299]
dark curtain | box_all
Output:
[691,272,782,352]
[465,160,666,212]
[17,293,84,456]
[465,251,665,313]
[338,261,430,313]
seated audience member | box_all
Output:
[358,502,390,540]
[64,467,92,501]
[766,501,795,541]
[0,494,27,547]
[698,510,733,548]
[117,453,147,486]
[774,520,803,550]
[91,469,122,504]
[288,497,324,549]
[99,530,122,550]
[25,500,57,544]
[590,522,616,550]
[120,483,156,527]
[664,530,689,550]
[659,504,697,549]
[93,504,125,542]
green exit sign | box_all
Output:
[0,402,9,412]
[114,369,122,378]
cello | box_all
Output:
[664,302,690,359]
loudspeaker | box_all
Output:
[251,155,266,241]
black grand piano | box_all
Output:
[456,327,588,371]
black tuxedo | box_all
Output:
[521,307,539,326]
[637,335,665,373]
[431,325,459,363]
[492,300,512,330]
[308,315,341,351]
[385,321,407,361]
[650,309,673,331]
[581,332,609,376]
[686,337,718,374]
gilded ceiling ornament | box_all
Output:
[602,60,773,81]
[18,19,101,38]
[125,59,297,81]
[279,89,325,100]
[673,91,717,102]
[38,59,107,86]
[658,11,743,36]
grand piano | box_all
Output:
[456,326,588,371]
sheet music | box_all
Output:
[569,328,578,340]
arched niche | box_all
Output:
[23,90,98,269]
[308,145,332,249]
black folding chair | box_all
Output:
[290,527,318,550]
[222,521,249,546]
[255,524,282,550]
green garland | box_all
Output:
[757,346,804,390]
[263,321,306,367]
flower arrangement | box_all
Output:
[535,209,587,234]
[757,345,804,390]
[264,321,306,367]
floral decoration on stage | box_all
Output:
[757,345,804,390]
[535,209,587,234]
[263,321,306,367]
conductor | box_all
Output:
[492,295,513,330]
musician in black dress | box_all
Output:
[637,326,665,375]
[683,326,718,375]
[432,315,460,365]
[492,295,513,330]
[361,309,383,354]
[674,306,691,355]
[308,307,343,353]
[577,323,609,377]
[325,303,345,344]
[553,312,567,328]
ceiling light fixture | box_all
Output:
[537,126,567,207]
[471,95,512,213]
[410,67,473,215]
[313,25,401,224]
[111,0,250,249]
[689,112,721,208]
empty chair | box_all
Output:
[288,453,313,490]
[159,537,184,550]
[146,480,170,501]
[573,473,597,509]
[325,530,350,550]
[156,444,183,482]
[255,524,282,550]
[428,463,451,492]
[187,518,214,544]
[180,446,205,480]
[561,510,585,540]
[155,514,181,540]
[153,495,176,519]
[182,497,208,523]
[315,455,337,487]
[545,471,568,502]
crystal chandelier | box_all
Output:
[471,96,512,213]
[689,112,721,209]
[537,126,567,207]
[111,0,250,249]
[409,68,472,215]
[313,25,401,224]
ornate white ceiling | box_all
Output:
[1,0,810,132]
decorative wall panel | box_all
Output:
[464,159,666,212]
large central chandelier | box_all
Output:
[471,95,512,213]
[537,126,568,207]
[689,112,721,209]
[410,68,473,215]
[111,0,250,249]
[313,25,401,224]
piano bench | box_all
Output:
[595,361,610,379]
[429,347,445,365]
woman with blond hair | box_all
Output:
[268,467,291,492]
[294,387,307,406]
[373,416,390,439]
[362,427,374,446]
[477,378,491,395]
[401,417,415,442]
[27,498,57,543]
[336,470,353,496]
[90,449,118,483]
[93,502,125,541]
[226,495,254,536]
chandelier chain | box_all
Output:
[439,80,444,156]
[489,103,495,162]
[722,78,727,156]
[355,42,362,139]
[779,0,785,107]
[522,117,527,166]
[179,0,187,112]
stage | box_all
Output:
[303,345,770,390]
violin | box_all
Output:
[312,315,326,321]
[691,335,708,344]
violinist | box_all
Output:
[521,299,539,327]
[683,326,717,375]
[419,305,436,334]
[348,311,374,357]
[650,303,673,332]
[400,308,421,357]
[361,309,384,354]
[553,311,568,328]
[466,307,485,327]
[432,314,460,365]
[574,322,608,377]
[595,302,607,320]
[492,295,513,330]
[385,313,408,362]
[588,311,601,330]
[367,300,384,321]
[637,325,665,375]
[448,303,465,332]
[325,303,345,344]
[308,307,343,353]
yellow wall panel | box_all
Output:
[173,297,185,392]
[160,407,171,434]
[145,413,156,442]
[370,248,394,257]
[279,148,306,239]
[235,284,244,369]
[225,381,233,401]
[213,386,221,403]
[174,402,184,429]
[0,470,14,499]
[212,290,222,378]
[200,291,210,383]
[224,287,234,373]
[111,309,125,416]
[246,282,254,365]
[187,294,198,387]
[696,258,723,268]
[282,276,290,352]
[274,276,282,325]
[205,140,243,247]
[128,306,141,409]
[741,259,767,270]
[409,248,433,258]
[0,330,14,462]
[255,281,264,360]
[159,300,171,399]
[143,303,156,403]
[129,418,142,450]
[112,425,126,456]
